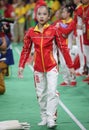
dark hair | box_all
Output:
[64,4,75,17]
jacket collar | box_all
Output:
[34,23,50,32]
[62,18,73,24]
[76,3,82,9]
[83,4,89,8]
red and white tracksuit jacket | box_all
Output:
[19,24,74,71]
[19,23,74,121]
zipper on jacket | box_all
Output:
[40,34,46,72]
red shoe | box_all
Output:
[82,77,89,82]
[70,81,77,87]
[82,71,88,76]
[60,82,69,86]
[76,72,82,76]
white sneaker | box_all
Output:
[38,120,47,126]
[47,120,57,128]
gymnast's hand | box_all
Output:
[18,67,24,78]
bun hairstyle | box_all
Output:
[64,4,75,17]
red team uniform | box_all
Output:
[18,1,75,127]
[19,23,74,125]
[73,3,85,75]
[54,18,77,86]
[82,3,89,82]
[83,4,89,45]
[19,24,74,72]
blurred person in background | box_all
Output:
[4,0,15,41]
[10,0,18,41]
[50,0,61,22]
[25,0,36,29]
[82,0,89,83]
[0,23,14,94]
[45,0,61,23]
[13,0,26,44]
[0,0,6,17]
[73,0,86,76]
[0,35,7,95]
[54,4,77,87]
[0,0,15,41]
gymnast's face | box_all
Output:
[36,6,50,25]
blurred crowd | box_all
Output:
[0,0,63,43]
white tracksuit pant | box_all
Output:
[59,49,76,84]
[76,29,85,73]
[34,66,59,121]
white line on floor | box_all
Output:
[14,46,87,130]
[59,100,86,130]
